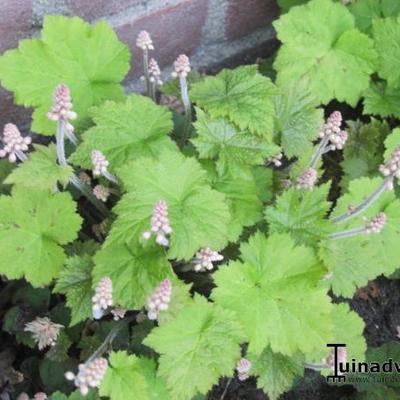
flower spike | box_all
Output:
[236,358,251,381]
[91,150,118,184]
[146,279,172,321]
[92,277,113,319]
[295,167,317,190]
[0,123,31,162]
[136,30,154,50]
[142,200,172,246]
[193,248,223,272]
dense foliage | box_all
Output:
[1,1,400,399]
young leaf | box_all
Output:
[0,188,82,286]
[363,82,400,118]
[265,183,333,247]
[341,119,389,189]
[249,347,304,400]
[212,232,332,355]
[113,151,231,260]
[70,95,176,170]
[54,254,94,326]
[274,0,377,105]
[0,16,130,135]
[373,17,400,88]
[383,127,400,161]
[349,0,400,33]
[320,177,400,297]
[93,242,173,310]
[144,295,244,400]
[5,144,73,191]
[99,351,149,400]
[192,109,279,177]
[274,81,323,158]
[190,65,277,138]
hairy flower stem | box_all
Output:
[102,169,119,185]
[220,378,232,400]
[65,129,78,146]
[56,121,109,217]
[143,49,152,98]
[15,150,28,162]
[329,226,367,240]
[87,316,134,363]
[304,362,329,371]
[309,136,329,169]
[331,175,392,224]
[179,75,192,146]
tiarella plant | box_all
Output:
[1,1,400,399]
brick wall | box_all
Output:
[0,0,279,129]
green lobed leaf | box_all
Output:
[274,0,377,105]
[383,127,400,161]
[190,65,277,138]
[372,17,400,88]
[265,183,333,247]
[192,109,278,177]
[93,242,174,310]
[70,95,176,170]
[0,188,82,286]
[99,351,149,400]
[212,232,332,355]
[363,82,400,119]
[349,0,400,33]
[320,177,400,297]
[249,347,304,400]
[341,119,389,189]
[144,295,244,400]
[54,254,94,326]
[112,151,231,260]
[274,81,324,158]
[0,16,130,135]
[5,144,73,191]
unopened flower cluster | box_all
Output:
[380,145,400,190]
[92,277,113,319]
[24,317,63,350]
[93,185,110,202]
[236,358,251,381]
[136,30,154,50]
[91,150,109,177]
[148,58,163,85]
[0,123,31,162]
[365,212,387,234]
[172,55,191,78]
[193,248,223,272]
[295,167,317,190]
[147,279,172,320]
[47,84,77,132]
[319,111,348,150]
[111,306,127,321]
[65,358,108,396]
[143,200,172,246]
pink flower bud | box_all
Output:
[146,279,172,321]
[364,212,387,234]
[136,31,154,50]
[0,123,31,162]
[91,150,109,177]
[193,248,223,272]
[295,168,317,190]
[93,185,110,202]
[236,358,251,381]
[172,54,191,78]
[142,200,172,246]
[92,277,113,319]
[47,84,77,123]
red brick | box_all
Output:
[70,0,142,21]
[115,0,208,80]
[226,0,279,39]
[0,88,32,132]
[0,0,33,54]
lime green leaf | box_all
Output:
[70,95,176,170]
[5,144,73,191]
[212,232,332,355]
[383,127,400,160]
[190,65,277,138]
[100,351,149,400]
[0,188,82,286]
[341,119,389,189]
[0,160,14,194]
[363,82,400,118]
[144,295,244,400]
[265,183,333,247]
[211,169,263,242]
[54,254,93,326]
[192,109,278,177]
[0,16,130,135]
[252,166,274,203]
[320,177,400,297]
[349,0,400,33]
[113,151,231,260]
[373,17,400,88]
[274,0,377,105]
[93,242,173,310]
[249,347,304,400]
[49,390,99,400]
[139,357,171,400]
[274,81,324,158]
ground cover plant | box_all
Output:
[1,0,400,399]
